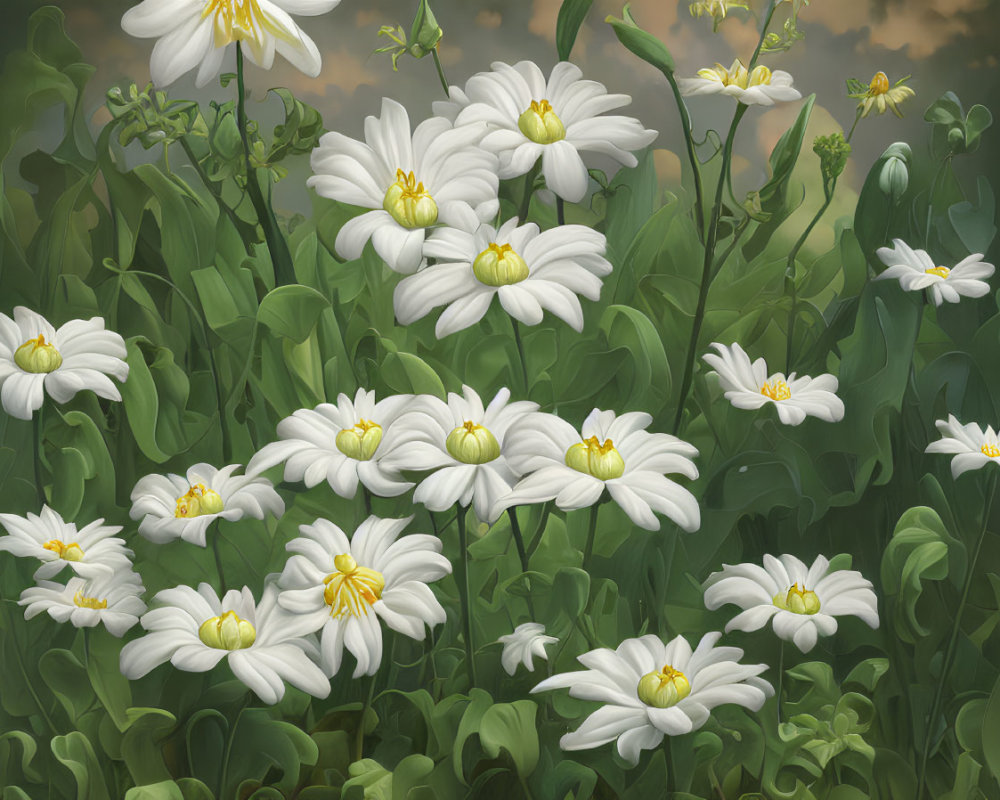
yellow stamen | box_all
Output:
[201,0,291,50]
[773,582,821,615]
[323,554,386,618]
[565,436,625,481]
[198,610,257,650]
[73,591,108,610]
[175,484,225,518]
[982,443,1000,458]
[336,419,383,461]
[637,664,692,708]
[761,380,791,401]
[14,334,62,374]
[472,243,530,287]
[446,421,501,465]
[383,169,438,229]
[42,539,85,562]
[868,71,890,96]
[925,266,950,279]
[517,99,566,144]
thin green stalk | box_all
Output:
[212,523,228,595]
[455,505,478,687]
[923,155,953,250]
[709,214,752,281]
[510,317,530,394]
[362,486,373,517]
[556,196,565,226]
[355,673,377,761]
[776,639,785,725]
[507,507,530,574]
[845,108,863,143]
[664,75,706,242]
[32,406,46,508]
[666,735,676,796]
[582,503,600,570]
[177,136,251,244]
[785,188,835,372]
[431,48,449,96]
[747,1,778,69]
[525,501,551,560]
[518,162,541,223]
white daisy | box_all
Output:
[308,98,500,274]
[493,408,700,532]
[452,61,658,202]
[246,389,414,498]
[121,0,342,88]
[394,206,612,337]
[20,569,147,637]
[275,516,451,678]
[703,554,879,653]
[678,59,801,106]
[0,307,128,421]
[498,622,557,675]
[380,386,539,522]
[926,414,1000,479]
[532,632,772,765]
[0,506,134,581]
[703,342,845,426]
[875,239,994,306]
[129,463,285,547]
[119,582,330,705]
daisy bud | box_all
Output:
[473,243,530,287]
[565,436,625,480]
[774,583,821,615]
[383,169,439,228]
[879,156,908,200]
[14,335,63,374]
[517,100,566,145]
[336,420,383,461]
[446,422,501,464]
[198,610,256,651]
[637,665,692,708]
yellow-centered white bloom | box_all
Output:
[875,238,994,306]
[120,0,342,87]
[532,632,772,765]
[689,0,749,30]
[704,554,879,653]
[678,59,801,106]
[851,71,915,118]
[926,414,1000,478]
[20,569,146,637]
[0,307,128,421]
[276,516,451,677]
[703,342,845,425]
[498,622,557,675]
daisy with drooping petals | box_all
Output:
[689,0,749,30]
[120,582,330,705]
[308,98,499,274]
[849,71,915,118]
[0,307,128,421]
[875,239,993,306]
[498,622,557,675]
[275,516,451,677]
[678,59,801,106]
[452,61,658,203]
[926,414,1000,478]
[394,206,612,337]
[121,0,342,88]
[704,554,879,653]
[532,632,772,765]
[20,569,147,637]
[493,408,700,532]
[247,389,414,498]
[703,342,844,425]
[130,463,284,547]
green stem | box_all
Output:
[747,1,778,69]
[525,501,551,560]
[776,639,785,725]
[664,75,706,242]
[355,673,377,761]
[212,523,228,595]
[510,317,530,394]
[455,506,478,687]
[507,508,530,574]
[431,48,449,96]
[582,503,600,570]
[177,136,252,244]
[845,108,862,143]
[362,487,373,517]
[556,196,565,226]
[665,734,676,796]
[709,214,752,282]
[518,162,541,223]
[32,406,46,508]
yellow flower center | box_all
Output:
[981,443,1000,458]
[446,421,501,464]
[637,664,691,708]
[565,436,625,481]
[14,335,63,374]
[472,243,530,287]
[202,0,287,49]
[773,582,821,615]
[697,60,772,90]
[868,71,890,96]
[383,169,438,229]
[517,99,566,145]
[761,379,791,401]
[323,554,386,618]
[336,419,383,461]
[175,484,225,518]
[198,610,257,650]
[925,266,951,279]
[42,539,85,562]
[73,591,108,610]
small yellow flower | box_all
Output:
[689,0,748,30]
[850,71,915,118]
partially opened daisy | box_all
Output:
[452,61,657,202]
[689,0,749,30]
[120,582,330,705]
[130,463,284,547]
[875,239,993,306]
[849,71,915,118]
[703,554,879,653]
[0,506,134,580]
[532,632,772,765]
[498,622,557,675]
[394,206,611,337]
[20,569,146,637]
[678,60,801,106]
[0,307,128,421]
[493,408,700,532]
[247,389,414,498]
[121,0,342,88]
[308,98,499,274]
[926,414,1000,478]
[276,516,451,677]
[703,342,844,425]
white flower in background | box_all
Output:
[875,239,994,306]
[308,98,499,274]
[498,622,558,675]
[0,307,128,421]
[532,632,772,765]
[0,506,134,581]
[20,569,147,637]
[926,414,1000,478]
[120,582,330,704]
[678,59,801,106]
[394,206,612,337]
[276,516,451,677]
[493,408,700,532]
[120,0,342,87]
[130,463,284,547]
[704,554,879,653]
[703,342,844,426]
[452,61,658,202]
[381,386,538,522]
[247,389,414,498]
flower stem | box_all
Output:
[556,196,565,226]
[845,108,863,143]
[212,523,228,595]
[455,505,478,687]
[32,405,46,508]
[355,672,377,761]
[582,502,601,570]
[518,162,541,223]
[525,501,551,560]
[664,74,706,242]
[510,316,530,394]
[507,507,530,574]
[362,486,373,517]
[431,47,449,96]
[776,639,785,725]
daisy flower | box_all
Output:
[0,506,134,581]
[703,342,845,425]
[532,632,772,765]
[120,582,330,705]
[394,206,611,337]
[875,239,993,306]
[308,98,499,274]
[492,408,700,532]
[452,61,658,202]
[0,307,128,421]
[275,516,451,677]
[678,59,801,106]
[121,0,342,88]
[689,0,749,30]
[381,386,539,522]
[246,389,414,498]
[20,569,147,637]
[926,414,1000,479]
[129,463,284,547]
[703,554,879,653]
[498,622,558,675]
[849,71,915,118]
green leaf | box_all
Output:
[605,5,675,76]
[380,350,446,399]
[257,284,330,344]
[556,0,595,61]
[598,304,671,409]
[478,701,540,779]
[124,782,184,800]
[121,708,178,787]
[982,673,1000,782]
[0,731,41,784]
[51,732,111,800]
[39,648,93,724]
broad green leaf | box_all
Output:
[605,5,675,75]
[478,701,540,779]
[124,782,184,800]
[380,350,446,398]
[556,0,595,61]
[51,732,111,800]
[257,284,329,344]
